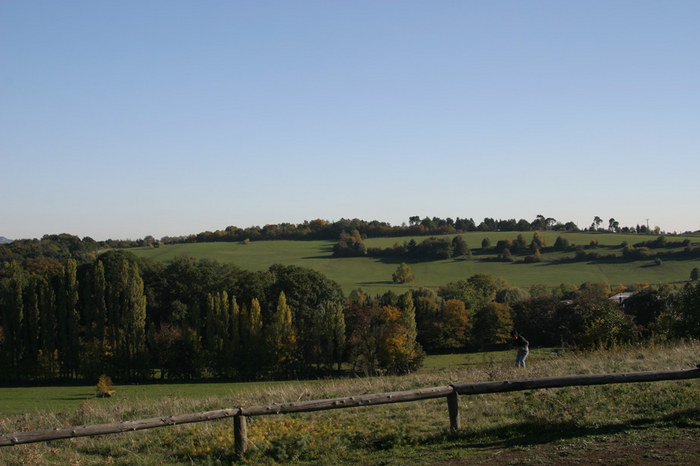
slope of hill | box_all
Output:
[130,232,700,295]
[0,236,12,244]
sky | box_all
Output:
[1,1,699,241]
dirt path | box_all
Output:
[437,428,700,465]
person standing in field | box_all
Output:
[511,330,529,368]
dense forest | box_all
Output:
[1,246,698,384]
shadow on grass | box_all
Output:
[420,407,700,451]
[55,394,96,401]
[301,245,335,259]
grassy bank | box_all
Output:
[1,341,698,464]
[129,232,700,295]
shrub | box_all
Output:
[95,374,115,398]
[392,263,414,284]
[267,433,311,461]
[554,236,570,251]
[524,249,542,263]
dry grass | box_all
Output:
[1,340,698,464]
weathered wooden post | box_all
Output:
[447,388,460,432]
[234,415,248,456]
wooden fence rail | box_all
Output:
[2,366,698,455]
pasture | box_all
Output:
[130,232,700,295]
[1,342,698,464]
[0,349,558,416]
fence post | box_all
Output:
[234,415,248,456]
[447,389,460,432]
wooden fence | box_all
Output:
[2,366,699,455]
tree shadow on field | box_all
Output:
[301,245,335,259]
[423,407,700,451]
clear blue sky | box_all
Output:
[1,1,698,241]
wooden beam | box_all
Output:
[2,368,698,447]
[239,385,454,417]
[0,408,240,447]
[452,368,700,395]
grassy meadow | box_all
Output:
[1,342,698,464]
[130,232,700,295]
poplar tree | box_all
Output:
[248,298,263,350]
[1,262,24,378]
[238,298,263,378]
[105,258,128,352]
[228,295,241,357]
[219,290,230,345]
[205,291,231,375]
[92,260,107,344]
[38,276,57,377]
[396,292,424,372]
[22,276,41,378]
[399,291,417,343]
[80,260,108,380]
[267,291,297,374]
[119,262,147,378]
[54,260,78,379]
[205,293,218,357]
[64,259,80,379]
[310,304,326,369]
[329,302,346,371]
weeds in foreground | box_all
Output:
[1,341,698,464]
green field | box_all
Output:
[0,380,305,417]
[0,349,560,416]
[1,343,698,464]
[130,232,700,295]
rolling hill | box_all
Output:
[130,231,700,295]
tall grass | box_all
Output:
[1,341,698,464]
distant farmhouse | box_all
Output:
[609,292,634,306]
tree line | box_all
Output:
[335,230,700,264]
[2,249,699,384]
[3,215,680,266]
[0,252,350,383]
[166,214,678,245]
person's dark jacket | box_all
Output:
[512,335,529,352]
